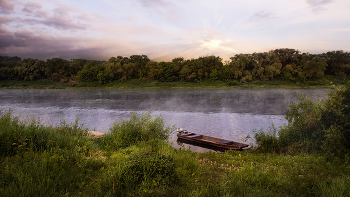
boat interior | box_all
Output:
[184,133,235,145]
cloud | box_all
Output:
[306,0,332,6]
[0,0,14,15]
[21,2,47,18]
[0,27,24,49]
[132,0,184,24]
[138,0,169,7]
[14,3,87,30]
[0,15,11,24]
[306,0,333,12]
[22,2,42,13]
[0,27,139,60]
[200,39,236,53]
[250,11,275,22]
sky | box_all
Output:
[0,0,350,61]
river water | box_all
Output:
[0,88,329,152]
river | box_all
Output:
[0,88,329,152]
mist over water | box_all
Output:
[0,88,329,152]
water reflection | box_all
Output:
[0,88,329,152]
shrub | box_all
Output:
[254,83,350,157]
[254,125,280,152]
[100,112,173,150]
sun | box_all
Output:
[200,39,236,53]
[200,39,222,50]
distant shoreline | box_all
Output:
[0,78,340,89]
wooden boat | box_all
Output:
[177,129,249,150]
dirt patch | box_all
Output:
[68,78,78,83]
[88,131,105,139]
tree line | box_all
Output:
[1,49,349,84]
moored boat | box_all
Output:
[176,128,249,150]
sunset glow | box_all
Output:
[0,0,349,61]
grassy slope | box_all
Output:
[1,112,349,197]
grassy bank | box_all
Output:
[1,109,350,196]
[0,75,347,89]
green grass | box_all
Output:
[1,110,350,196]
[1,76,346,89]
[1,78,350,196]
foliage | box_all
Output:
[1,49,350,85]
[254,125,280,152]
[0,111,91,157]
[100,112,173,151]
[255,83,350,157]
[78,63,104,82]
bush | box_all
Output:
[91,139,197,196]
[100,112,173,150]
[254,83,350,157]
[254,125,280,152]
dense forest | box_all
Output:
[1,49,349,85]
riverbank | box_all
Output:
[0,76,346,89]
[1,111,349,196]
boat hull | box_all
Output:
[177,132,248,150]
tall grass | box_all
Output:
[0,111,104,196]
[0,110,92,157]
[1,108,350,196]
[100,112,173,151]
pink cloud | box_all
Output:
[0,0,14,15]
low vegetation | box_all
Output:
[255,83,350,157]
[1,84,350,196]
[0,76,347,89]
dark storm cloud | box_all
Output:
[0,0,14,15]
[0,27,135,60]
[0,27,24,48]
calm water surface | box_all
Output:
[0,88,329,152]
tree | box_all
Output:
[229,53,255,80]
[179,65,193,81]
[325,51,350,77]
[14,58,45,81]
[103,57,122,81]
[158,62,178,82]
[45,58,71,81]
[145,61,163,80]
[78,64,104,82]
[300,55,327,80]
[171,57,185,74]
[218,65,233,82]
[272,48,301,67]
[210,69,219,81]
[119,63,136,81]
[129,55,150,78]
[70,59,88,76]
